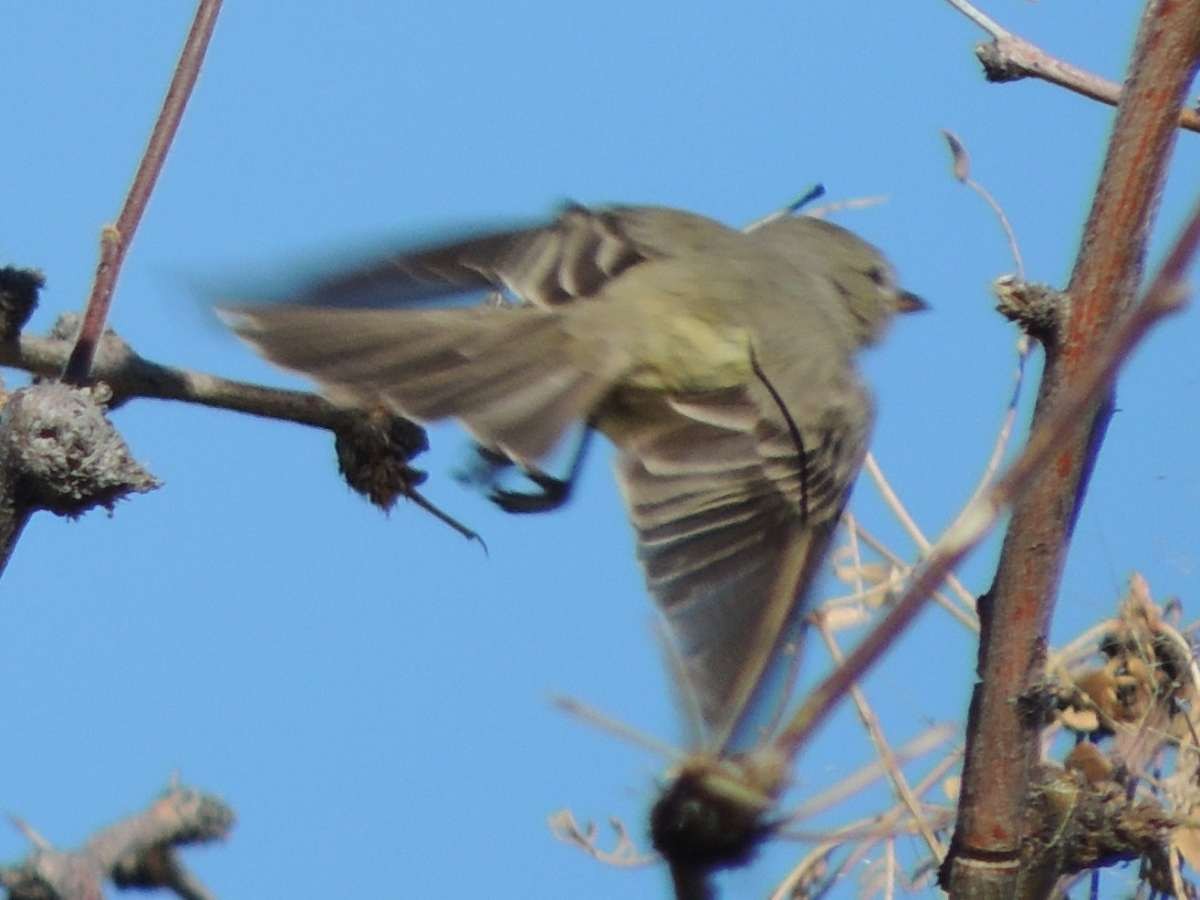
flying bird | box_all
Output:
[221,203,924,751]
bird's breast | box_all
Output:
[618,312,755,393]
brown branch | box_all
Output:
[945,0,1200,894]
[944,0,1200,134]
[64,0,224,384]
[0,323,484,544]
[7,327,386,431]
[0,782,233,900]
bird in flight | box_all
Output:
[222,203,925,753]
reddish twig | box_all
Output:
[63,0,223,384]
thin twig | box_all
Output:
[551,696,685,761]
[943,0,1200,133]
[786,725,955,822]
[805,195,890,220]
[7,817,51,852]
[942,0,1010,37]
[843,511,867,600]
[963,344,1030,507]
[783,805,957,847]
[404,490,485,546]
[852,523,979,631]
[64,0,224,383]
[771,751,962,899]
[863,453,978,614]
[941,130,1026,279]
[941,128,1034,508]
[884,839,896,900]
[743,185,827,231]
[815,617,946,861]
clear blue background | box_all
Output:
[3,3,1198,897]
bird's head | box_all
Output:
[752,215,927,346]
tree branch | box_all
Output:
[0,321,486,544]
[0,782,233,900]
[944,0,1200,894]
[944,0,1200,134]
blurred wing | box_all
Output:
[290,204,737,310]
[616,381,870,751]
[223,205,737,465]
[223,304,618,466]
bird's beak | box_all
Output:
[896,290,929,313]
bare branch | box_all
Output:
[862,453,979,621]
[940,130,1026,278]
[946,0,1200,891]
[944,0,1200,134]
[0,783,233,900]
[771,751,962,899]
[814,617,946,862]
[785,724,956,822]
[849,523,979,632]
[0,324,482,543]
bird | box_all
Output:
[221,203,925,752]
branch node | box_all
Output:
[992,276,1067,345]
[333,406,429,511]
[0,382,159,517]
[1015,679,1060,729]
[974,39,1027,83]
[1024,765,1174,892]
[46,314,141,407]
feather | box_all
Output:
[225,304,616,466]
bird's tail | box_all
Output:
[222,305,615,466]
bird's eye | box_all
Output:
[867,266,889,287]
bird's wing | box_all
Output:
[223,304,625,466]
[289,205,738,310]
[615,375,872,752]
[223,206,739,465]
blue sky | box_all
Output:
[3,3,1198,898]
